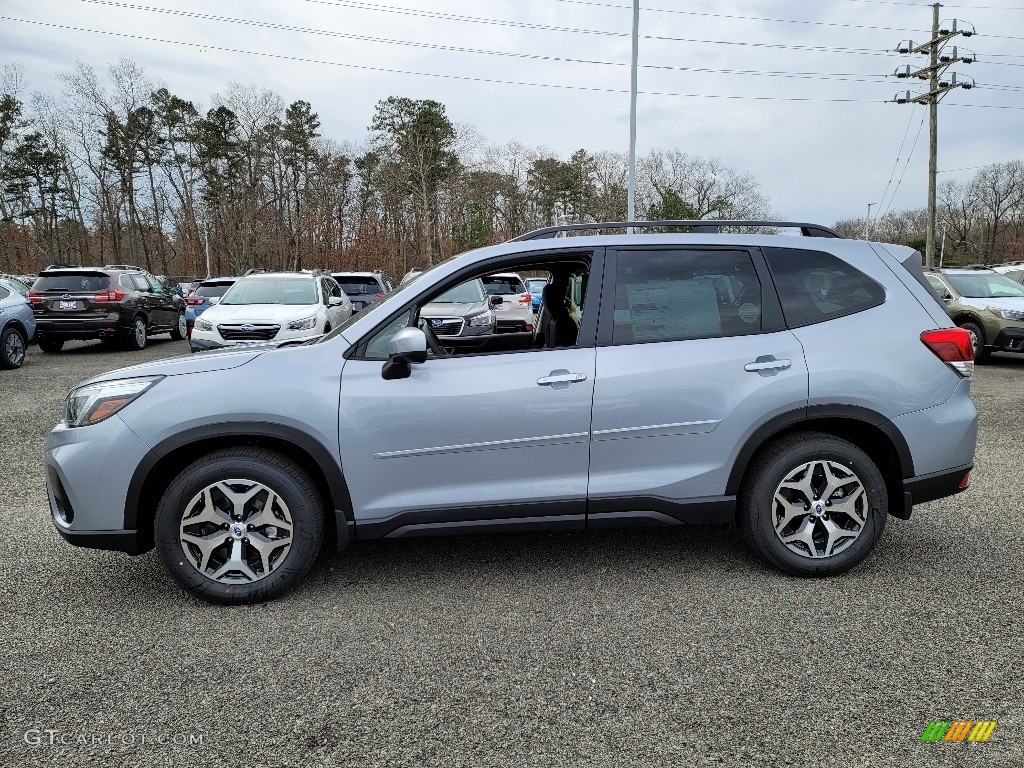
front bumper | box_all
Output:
[991,326,1024,352]
[189,331,321,352]
[46,415,156,553]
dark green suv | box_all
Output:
[925,267,1024,361]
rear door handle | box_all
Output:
[537,369,588,389]
[744,356,792,374]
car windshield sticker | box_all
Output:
[626,279,721,341]
[739,303,760,323]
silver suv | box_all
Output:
[45,220,978,603]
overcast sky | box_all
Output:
[2,0,1021,225]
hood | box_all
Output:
[77,348,264,387]
[959,296,1024,313]
[201,302,320,324]
[420,301,487,318]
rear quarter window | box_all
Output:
[763,248,885,328]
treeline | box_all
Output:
[835,161,1024,265]
[0,59,773,278]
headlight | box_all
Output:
[468,310,494,328]
[287,315,318,331]
[64,376,163,427]
[194,318,213,332]
[986,307,1024,321]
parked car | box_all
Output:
[45,220,977,603]
[525,277,547,311]
[989,264,1024,286]
[924,267,1024,361]
[185,277,238,336]
[189,271,351,352]
[0,274,31,296]
[331,271,395,312]
[154,275,185,297]
[482,273,536,333]
[400,268,424,285]
[0,278,35,369]
[28,266,186,352]
[419,277,498,340]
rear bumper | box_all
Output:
[893,464,973,520]
[35,317,126,339]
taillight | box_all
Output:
[920,328,974,378]
[27,291,43,304]
[186,296,205,306]
[92,290,125,303]
[520,293,532,304]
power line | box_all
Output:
[873,108,917,225]
[553,0,920,33]
[877,112,927,221]
[5,15,1023,109]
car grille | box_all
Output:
[218,324,280,341]
[427,317,464,336]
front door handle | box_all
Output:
[537,369,588,389]
[744,356,792,375]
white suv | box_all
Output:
[190,272,351,352]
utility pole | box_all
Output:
[893,4,974,266]
[626,0,639,234]
[864,202,877,240]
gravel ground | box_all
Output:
[1,339,1022,768]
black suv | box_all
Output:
[29,266,186,352]
[330,271,395,311]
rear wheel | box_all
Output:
[39,336,64,353]
[958,320,988,363]
[739,432,887,577]
[0,326,27,369]
[170,311,187,341]
[123,315,148,351]
[154,447,325,604]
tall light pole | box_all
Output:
[863,202,877,240]
[626,0,639,233]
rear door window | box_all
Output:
[763,248,884,328]
[131,274,151,292]
[611,249,762,345]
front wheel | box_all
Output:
[155,447,325,604]
[958,321,989,363]
[739,432,887,577]
[170,311,187,341]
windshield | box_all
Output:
[221,278,316,305]
[333,276,382,294]
[195,282,235,298]
[432,279,485,304]
[33,273,111,292]
[945,273,1024,299]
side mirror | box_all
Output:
[488,295,503,309]
[329,296,344,306]
[382,327,428,380]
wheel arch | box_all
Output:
[726,405,914,516]
[126,422,353,553]
[950,312,987,336]
[1,317,29,340]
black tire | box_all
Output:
[0,325,27,369]
[738,431,887,577]
[38,336,64,353]
[123,315,148,351]
[155,447,325,604]
[958,320,989,363]
[323,323,331,334]
[169,311,187,341]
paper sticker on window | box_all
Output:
[739,302,759,323]
[626,280,721,341]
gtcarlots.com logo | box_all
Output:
[24,729,206,747]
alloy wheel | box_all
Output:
[771,459,868,559]
[135,318,147,348]
[178,479,294,584]
[177,313,186,337]
[4,330,25,367]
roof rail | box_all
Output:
[510,220,843,242]
[242,268,267,276]
[102,264,144,270]
[43,263,83,270]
